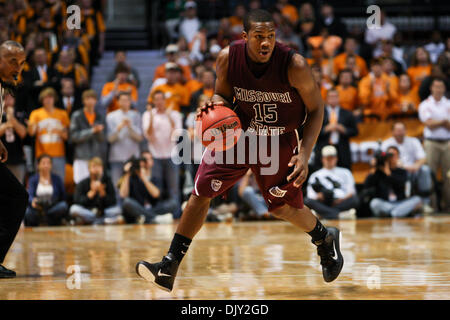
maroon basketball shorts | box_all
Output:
[192,130,304,211]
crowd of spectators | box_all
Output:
[1,0,449,227]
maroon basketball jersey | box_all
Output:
[228,40,306,136]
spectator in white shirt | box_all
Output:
[305,145,358,220]
[381,122,433,207]
[106,91,143,194]
[142,90,183,218]
[418,78,450,211]
[179,1,200,44]
[365,10,397,58]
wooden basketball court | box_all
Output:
[1,216,449,300]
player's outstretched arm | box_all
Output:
[287,54,325,187]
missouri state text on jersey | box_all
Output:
[228,40,307,136]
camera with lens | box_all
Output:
[374,151,394,169]
[311,177,340,206]
[126,157,142,176]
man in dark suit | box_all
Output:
[314,88,358,170]
[319,3,347,39]
[23,47,57,110]
[57,78,82,117]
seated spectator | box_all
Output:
[365,146,422,217]
[238,169,269,220]
[333,37,368,80]
[336,69,359,115]
[189,68,215,114]
[393,74,420,116]
[0,94,27,183]
[314,88,358,170]
[142,90,182,218]
[70,157,121,225]
[28,87,70,181]
[425,31,445,64]
[25,154,68,226]
[305,146,358,220]
[106,91,143,191]
[119,157,174,224]
[310,64,332,101]
[319,2,347,39]
[101,63,138,114]
[147,62,190,113]
[107,50,141,88]
[358,58,396,119]
[345,53,365,81]
[407,47,432,92]
[382,57,399,93]
[228,3,246,34]
[153,44,192,83]
[70,89,106,184]
[364,9,397,57]
[179,1,200,44]
[381,122,433,211]
[53,49,89,92]
[418,65,450,102]
[418,78,450,211]
[24,47,57,108]
[58,78,82,116]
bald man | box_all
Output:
[0,40,29,278]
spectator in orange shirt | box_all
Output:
[333,37,368,80]
[382,57,399,96]
[228,4,246,35]
[311,64,332,101]
[407,47,432,92]
[275,0,299,25]
[153,44,191,83]
[101,63,138,114]
[185,63,206,96]
[147,62,190,114]
[336,69,359,115]
[358,58,396,119]
[28,87,70,181]
[345,54,366,81]
[393,74,420,116]
[53,49,89,92]
[190,68,215,113]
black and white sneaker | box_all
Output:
[136,253,179,292]
[314,227,344,283]
[0,265,16,278]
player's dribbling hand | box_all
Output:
[196,100,224,119]
[287,153,308,188]
[0,140,8,163]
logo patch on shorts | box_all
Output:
[269,186,287,198]
[211,179,222,192]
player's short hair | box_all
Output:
[39,87,58,103]
[243,9,274,33]
[89,157,103,168]
[82,89,97,100]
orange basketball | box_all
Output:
[195,105,242,151]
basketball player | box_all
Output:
[0,41,29,278]
[136,10,344,291]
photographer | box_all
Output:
[25,155,68,226]
[118,157,174,224]
[364,146,422,217]
[69,157,121,225]
[305,146,358,220]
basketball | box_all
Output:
[196,105,242,151]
